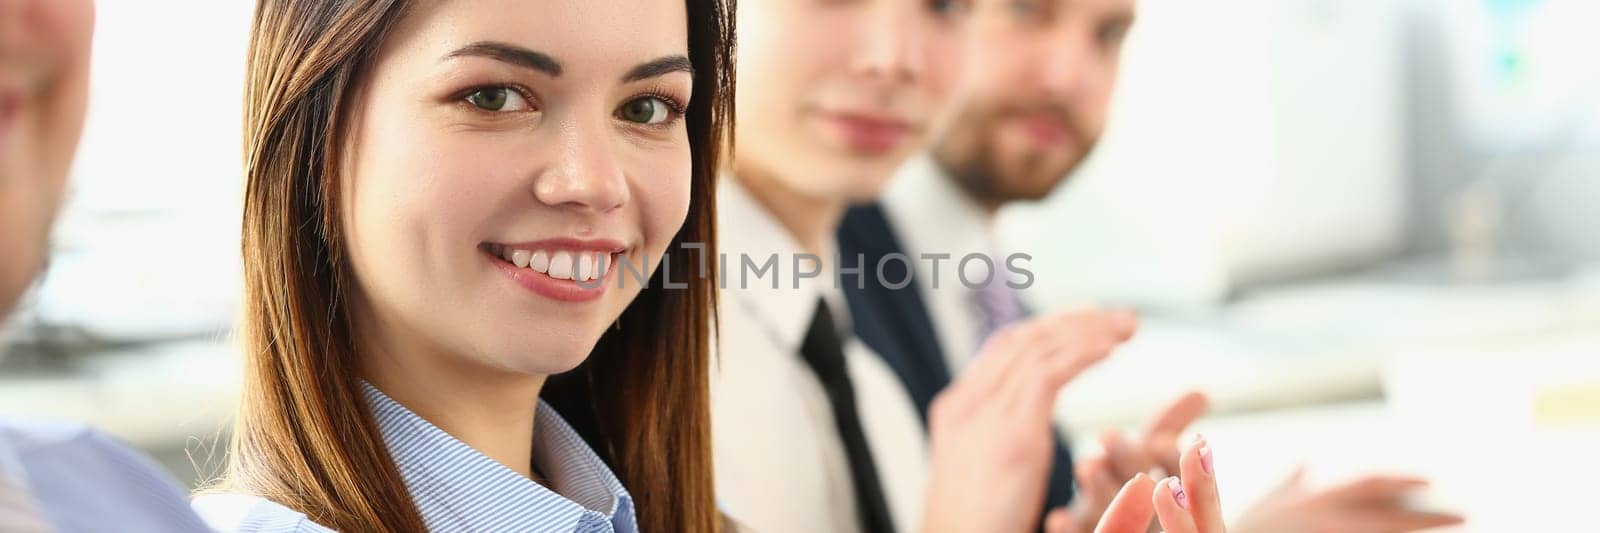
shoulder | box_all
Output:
[0,419,214,532]
[0,419,173,487]
[0,418,98,453]
[191,492,335,533]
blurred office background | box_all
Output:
[998,0,1599,530]
[0,0,1594,530]
[0,0,251,488]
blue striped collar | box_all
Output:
[363,382,637,532]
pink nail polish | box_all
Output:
[1200,445,1214,474]
[1170,478,1188,509]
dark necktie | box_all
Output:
[799,298,897,533]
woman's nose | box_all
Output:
[531,118,630,213]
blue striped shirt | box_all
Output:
[193,383,637,532]
[0,419,214,533]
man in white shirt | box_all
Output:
[839,0,1143,525]
[707,1,1152,532]
[839,0,1464,531]
[714,179,932,533]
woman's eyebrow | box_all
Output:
[443,41,563,77]
[622,55,693,83]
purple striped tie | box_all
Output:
[973,263,1029,349]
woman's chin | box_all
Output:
[485,337,601,378]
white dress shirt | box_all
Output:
[712,179,929,533]
[880,154,1002,374]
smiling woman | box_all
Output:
[192,0,734,531]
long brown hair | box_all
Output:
[221,1,735,531]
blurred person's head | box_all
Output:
[0,0,93,316]
[934,0,1134,210]
[732,0,971,206]
[223,0,733,530]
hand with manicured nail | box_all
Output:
[1045,435,1227,533]
[1065,392,1210,533]
[920,308,1139,533]
[1149,435,1225,533]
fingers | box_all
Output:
[1269,464,1309,494]
[1074,452,1107,488]
[1101,430,1151,481]
[1017,310,1136,407]
[1106,308,1139,340]
[1073,452,1125,529]
[1076,453,1119,503]
[1144,433,1181,480]
[1152,475,1198,533]
[1001,328,1065,412]
[1035,309,1133,379]
[1178,435,1226,533]
[934,322,1041,423]
[1094,473,1158,533]
[1322,476,1432,504]
[1143,391,1209,439]
[1044,507,1079,533]
[990,310,1133,425]
[1314,476,1463,533]
[1347,507,1466,533]
[957,323,1032,399]
[960,309,1074,399]
[1141,392,1209,475]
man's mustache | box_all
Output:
[993,103,1086,143]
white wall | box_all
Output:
[32,1,255,340]
[997,0,1406,312]
[1403,0,1600,267]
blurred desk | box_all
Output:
[1055,316,1390,431]
[1068,333,1599,531]
[1057,273,1600,431]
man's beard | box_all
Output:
[933,100,1094,208]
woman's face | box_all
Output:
[734,0,969,202]
[341,0,694,376]
[0,0,93,315]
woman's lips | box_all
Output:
[817,111,912,155]
[482,239,627,303]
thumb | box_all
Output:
[1045,507,1080,533]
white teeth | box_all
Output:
[577,254,595,281]
[530,250,550,272]
[548,251,574,280]
[499,247,613,282]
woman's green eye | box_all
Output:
[619,96,673,125]
[1010,0,1039,17]
[465,87,528,112]
[930,0,968,16]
